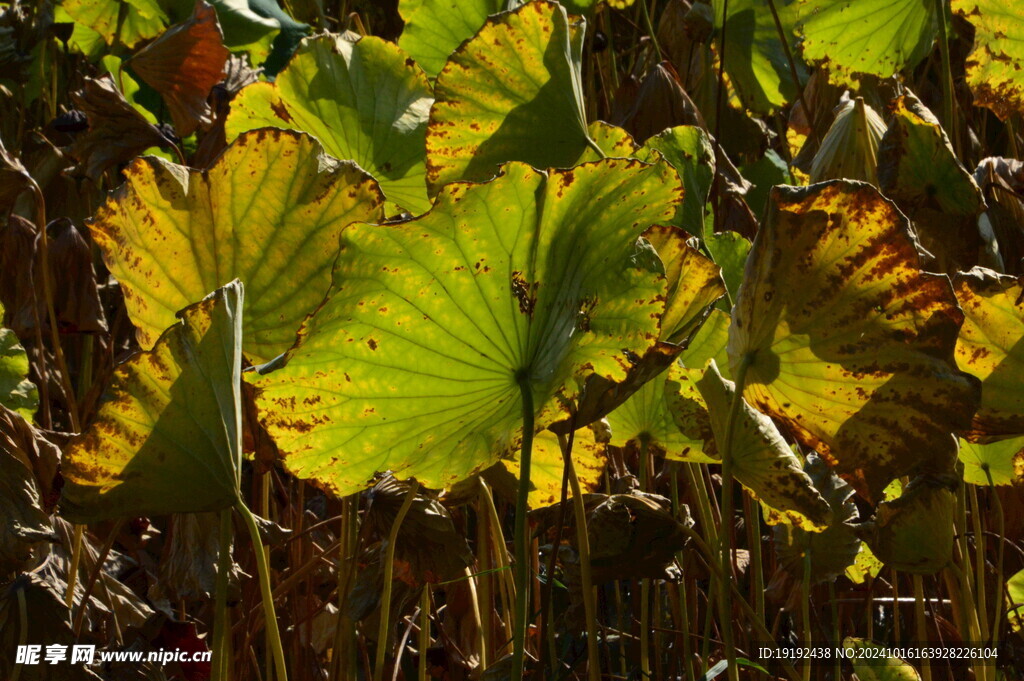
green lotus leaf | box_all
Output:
[226,34,433,214]
[642,226,726,345]
[878,94,984,273]
[607,367,704,459]
[425,0,597,192]
[680,308,731,378]
[1008,568,1024,632]
[953,0,1024,120]
[843,639,922,681]
[729,181,980,499]
[853,474,956,574]
[0,304,37,420]
[794,0,938,84]
[845,542,884,584]
[88,129,384,363]
[251,158,680,496]
[61,282,244,523]
[670,361,832,530]
[953,268,1024,441]
[398,0,504,78]
[773,454,860,583]
[502,428,606,508]
[959,436,1024,486]
[704,231,750,307]
[60,0,169,48]
[711,0,807,113]
[636,126,715,238]
[208,0,308,71]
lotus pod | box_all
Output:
[810,97,886,184]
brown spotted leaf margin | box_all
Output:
[728,181,980,500]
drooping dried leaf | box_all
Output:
[953,0,1024,120]
[0,407,54,573]
[729,181,980,499]
[0,574,102,681]
[0,134,31,214]
[61,282,244,522]
[974,156,1024,275]
[0,214,39,336]
[46,218,107,334]
[878,94,985,273]
[68,75,169,182]
[89,129,384,362]
[364,476,473,582]
[953,268,1024,441]
[252,159,679,497]
[130,0,230,137]
[149,512,242,604]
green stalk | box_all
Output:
[212,509,233,681]
[913,575,932,681]
[557,431,602,681]
[638,0,663,63]
[476,482,494,669]
[511,374,536,681]
[12,587,27,681]
[969,485,990,644]
[373,483,419,681]
[801,550,811,681]
[419,589,430,681]
[933,0,958,156]
[65,525,84,608]
[829,580,840,681]
[670,467,696,681]
[744,495,765,624]
[639,435,652,680]
[986,473,1005,648]
[718,358,751,681]
[236,500,289,681]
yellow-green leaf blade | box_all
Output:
[954,268,1024,441]
[426,0,594,192]
[252,159,680,496]
[954,0,1024,120]
[0,304,37,420]
[88,129,384,363]
[398,0,504,78]
[61,282,244,522]
[226,34,433,214]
